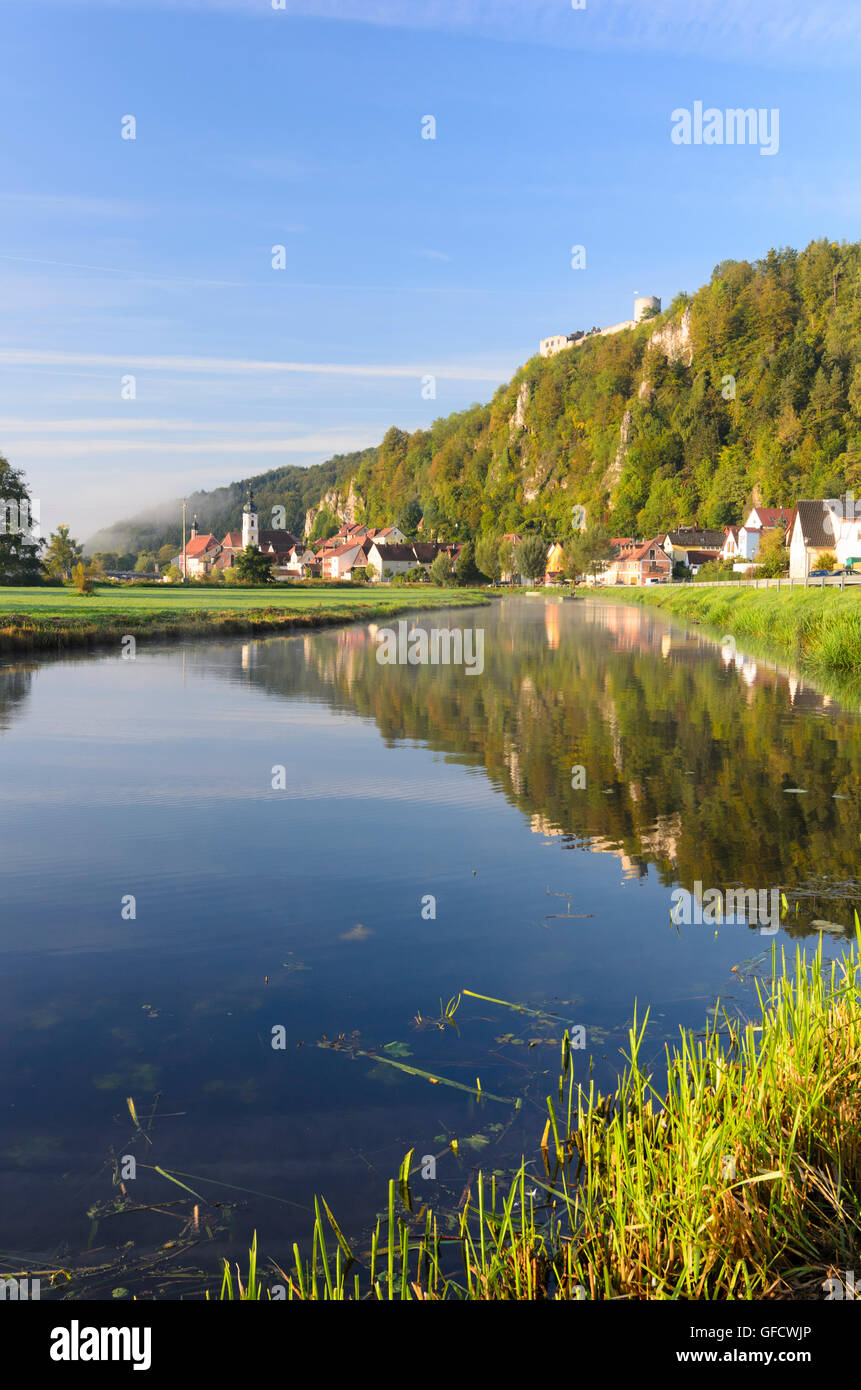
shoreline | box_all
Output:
[585,584,861,681]
[0,588,490,656]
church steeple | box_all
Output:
[190,514,199,539]
[241,483,259,550]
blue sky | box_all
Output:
[1,0,860,539]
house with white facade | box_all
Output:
[788,498,861,578]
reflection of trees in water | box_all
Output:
[198,611,861,919]
[0,664,35,731]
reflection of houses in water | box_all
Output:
[585,812,682,881]
[530,814,566,838]
[506,745,524,796]
[544,604,560,651]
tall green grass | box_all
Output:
[218,941,861,1300]
[607,585,861,674]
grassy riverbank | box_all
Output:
[0,586,489,654]
[218,942,860,1300]
[598,585,861,674]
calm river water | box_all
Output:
[1,598,858,1293]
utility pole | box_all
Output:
[182,499,187,582]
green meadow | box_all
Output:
[0,585,489,653]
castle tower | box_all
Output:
[242,484,259,550]
[634,295,661,323]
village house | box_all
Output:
[742,505,796,533]
[545,541,566,584]
[606,537,671,585]
[662,528,725,569]
[180,518,221,577]
[788,497,861,579]
[366,541,420,581]
[322,541,369,580]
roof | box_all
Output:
[325,542,364,560]
[666,529,724,550]
[185,534,218,557]
[750,506,795,528]
[411,542,443,563]
[793,501,837,549]
[258,529,299,552]
[368,542,417,562]
[685,550,720,565]
[626,537,671,563]
[221,531,243,547]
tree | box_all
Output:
[134,552,157,573]
[580,522,615,582]
[364,562,377,583]
[429,552,454,586]
[234,545,274,583]
[309,506,339,542]
[563,534,587,583]
[71,561,96,594]
[399,498,423,538]
[43,524,83,582]
[164,564,183,582]
[0,456,42,584]
[519,533,548,585]
[497,536,518,583]
[475,532,502,583]
[756,526,789,577]
[158,543,178,564]
[455,539,481,586]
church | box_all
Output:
[179,487,304,579]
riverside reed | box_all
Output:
[217,941,861,1300]
[602,585,861,675]
[0,585,488,654]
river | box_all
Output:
[1,597,857,1293]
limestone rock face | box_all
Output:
[647,307,693,365]
[304,479,364,536]
[510,380,530,433]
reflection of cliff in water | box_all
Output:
[208,603,861,931]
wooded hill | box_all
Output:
[86,238,861,556]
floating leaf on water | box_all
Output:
[810,919,847,934]
[462,1133,490,1151]
[381,1041,413,1058]
[112,1288,129,1299]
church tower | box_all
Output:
[241,484,259,550]
[191,514,199,539]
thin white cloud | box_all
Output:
[9,432,380,457]
[0,417,304,432]
[15,0,861,68]
[0,192,145,218]
[0,348,506,382]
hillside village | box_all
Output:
[172,482,861,588]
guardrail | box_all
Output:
[596,574,859,591]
